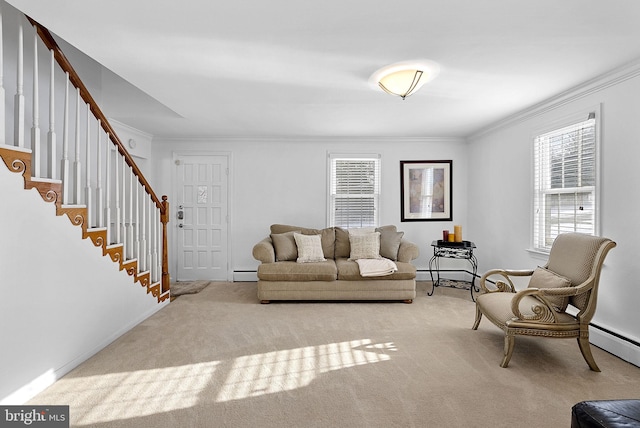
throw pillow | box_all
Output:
[270,231,299,261]
[293,233,327,263]
[349,232,381,260]
[528,266,572,312]
[376,227,404,261]
[348,227,377,235]
[270,224,335,259]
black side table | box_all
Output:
[428,240,478,301]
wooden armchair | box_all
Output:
[472,233,616,370]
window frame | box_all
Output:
[531,107,601,254]
[327,153,381,228]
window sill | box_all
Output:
[526,248,551,260]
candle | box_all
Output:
[443,230,449,241]
[454,225,462,242]
[448,233,455,242]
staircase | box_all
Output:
[0,4,170,302]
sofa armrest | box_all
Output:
[253,237,276,263]
[397,240,419,263]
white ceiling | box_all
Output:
[6,0,640,139]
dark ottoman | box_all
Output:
[571,400,640,427]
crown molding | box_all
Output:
[468,57,640,142]
[153,135,466,144]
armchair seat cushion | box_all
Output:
[476,292,578,330]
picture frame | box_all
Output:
[400,160,452,221]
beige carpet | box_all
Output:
[28,282,640,427]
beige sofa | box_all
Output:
[252,224,419,303]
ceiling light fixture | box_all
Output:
[369,60,440,100]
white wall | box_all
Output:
[467,61,640,365]
[0,160,168,404]
[151,137,470,280]
[110,118,153,176]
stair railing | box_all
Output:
[0,4,170,301]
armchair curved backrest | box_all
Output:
[545,233,615,323]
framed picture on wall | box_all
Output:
[400,160,452,221]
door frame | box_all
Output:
[171,150,233,282]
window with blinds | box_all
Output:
[328,154,380,228]
[532,115,598,252]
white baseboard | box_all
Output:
[589,325,640,368]
[234,271,258,282]
[1,302,168,405]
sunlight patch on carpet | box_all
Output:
[216,339,395,403]
[55,340,394,425]
[59,362,220,426]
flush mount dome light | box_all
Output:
[369,60,440,100]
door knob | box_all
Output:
[178,223,184,228]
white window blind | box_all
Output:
[533,115,598,252]
[329,154,380,228]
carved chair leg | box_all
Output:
[472,305,482,330]
[501,334,515,368]
[578,337,601,372]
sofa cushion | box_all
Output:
[257,260,337,281]
[376,226,404,261]
[349,232,380,260]
[294,233,327,263]
[336,258,416,281]
[271,224,335,259]
[528,266,572,312]
[270,231,299,261]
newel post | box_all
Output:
[161,195,170,294]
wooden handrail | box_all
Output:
[27,17,165,213]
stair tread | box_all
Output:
[29,177,63,184]
[0,145,31,153]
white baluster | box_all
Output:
[156,207,162,283]
[120,153,126,252]
[105,133,111,244]
[31,30,40,177]
[96,126,103,227]
[47,49,56,179]
[84,104,91,226]
[0,6,5,145]
[127,164,133,259]
[146,197,153,275]
[114,147,121,244]
[14,20,24,148]
[152,205,159,283]
[73,87,81,204]
[141,185,147,271]
[135,180,141,269]
[61,72,70,204]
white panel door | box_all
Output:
[175,155,229,281]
